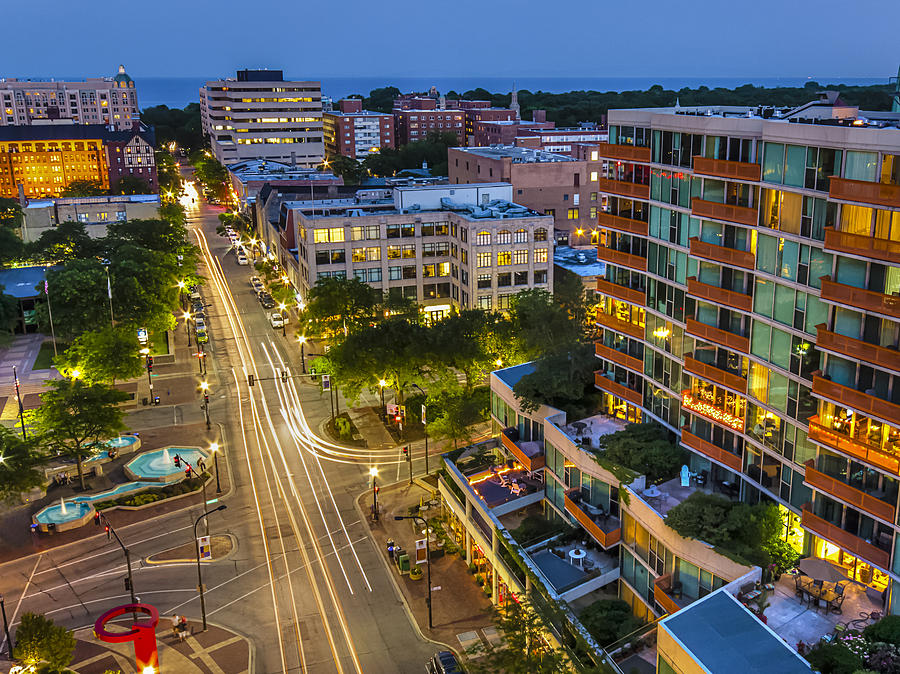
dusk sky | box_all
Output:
[7,0,900,78]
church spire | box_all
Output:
[510,82,520,120]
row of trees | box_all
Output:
[327,131,460,182]
[190,151,230,203]
[141,103,205,153]
[59,177,153,198]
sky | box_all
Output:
[5,0,899,79]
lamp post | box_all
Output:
[0,593,12,658]
[378,378,387,421]
[209,442,222,493]
[12,365,26,440]
[200,381,210,430]
[197,345,205,375]
[177,280,187,311]
[395,515,433,628]
[369,467,379,521]
[297,335,307,373]
[183,311,192,348]
[140,348,153,401]
[194,504,227,631]
[278,302,287,337]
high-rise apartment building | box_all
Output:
[0,66,139,130]
[199,69,324,166]
[323,99,394,160]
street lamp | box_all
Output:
[378,378,387,421]
[395,515,433,628]
[140,348,153,401]
[177,280,187,311]
[278,302,287,337]
[209,442,221,493]
[70,368,81,379]
[200,381,210,431]
[194,504,227,631]
[297,335,307,374]
[12,366,26,440]
[182,311,192,348]
[495,359,503,368]
[369,467,379,521]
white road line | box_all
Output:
[1,555,42,652]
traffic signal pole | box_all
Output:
[97,513,137,620]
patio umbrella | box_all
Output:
[798,558,848,583]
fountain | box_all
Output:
[124,446,208,483]
[59,497,67,515]
[162,447,170,464]
[33,500,94,532]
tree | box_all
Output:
[578,599,643,647]
[0,426,48,502]
[110,175,151,195]
[0,287,17,337]
[0,196,24,229]
[13,612,77,671]
[513,342,596,414]
[510,289,580,358]
[805,641,863,674]
[326,154,364,185]
[31,379,128,490]
[362,86,401,113]
[33,260,108,341]
[472,600,567,673]
[303,276,382,339]
[156,148,184,197]
[141,103,204,152]
[426,386,489,450]
[191,153,229,203]
[55,326,143,385]
[61,179,105,197]
[0,226,25,266]
[27,221,100,262]
[596,423,686,483]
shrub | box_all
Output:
[806,642,863,674]
[596,422,686,482]
[13,613,76,669]
[579,599,643,647]
[510,514,568,545]
[863,615,900,647]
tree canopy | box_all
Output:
[13,612,77,671]
[191,152,229,202]
[362,131,458,177]
[110,175,151,195]
[471,600,568,673]
[0,426,48,502]
[141,103,204,152]
[55,325,144,385]
[596,422,686,483]
[60,179,105,197]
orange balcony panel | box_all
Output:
[596,177,651,200]
[594,142,651,163]
[801,506,890,570]
[691,197,758,227]
[807,417,900,476]
[824,227,900,266]
[564,491,622,550]
[829,177,900,209]
[595,342,643,373]
[594,372,642,406]
[686,276,752,312]
[596,279,646,306]
[685,317,749,354]
[653,573,682,616]
[500,428,545,473]
[812,375,900,427]
[597,212,649,237]
[815,324,900,374]
[692,157,761,182]
[681,428,742,472]
[688,237,755,270]
[803,461,895,523]
[819,276,900,320]
[595,311,644,340]
[596,245,647,271]
[683,353,748,394]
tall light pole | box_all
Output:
[379,378,387,421]
[200,381,211,430]
[12,366,26,440]
[278,302,287,337]
[177,280,187,311]
[140,348,153,402]
[297,335,307,373]
[369,467,379,521]
[395,515,433,628]
[210,442,222,493]
[194,504,227,631]
[183,311,192,348]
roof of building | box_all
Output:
[0,266,49,299]
[0,123,154,145]
[227,159,342,184]
[494,362,536,390]
[25,194,160,209]
[553,246,606,277]
[324,109,391,118]
[452,145,576,163]
[113,65,133,86]
[660,589,810,674]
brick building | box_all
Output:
[323,99,394,159]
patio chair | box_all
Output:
[829,584,846,614]
[509,483,524,496]
[794,574,808,599]
[499,473,510,487]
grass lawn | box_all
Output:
[149,330,170,356]
[32,340,63,370]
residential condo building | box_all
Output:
[323,99,394,159]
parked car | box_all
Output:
[194,317,207,333]
[196,329,209,344]
[237,251,249,266]
[425,651,462,674]
[269,312,284,329]
[250,276,265,293]
[258,292,276,309]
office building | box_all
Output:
[449,145,605,244]
[0,66,139,130]
[323,99,394,159]
[199,69,324,166]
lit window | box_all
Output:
[497,251,512,266]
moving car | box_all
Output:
[425,651,462,674]
[269,312,284,329]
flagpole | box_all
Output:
[44,275,57,358]
[105,265,114,327]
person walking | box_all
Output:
[171,614,180,639]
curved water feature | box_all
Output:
[33,501,94,532]
[124,446,208,483]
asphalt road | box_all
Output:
[0,199,440,674]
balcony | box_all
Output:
[800,505,890,570]
[691,198,758,227]
[653,573,686,616]
[594,372,642,406]
[500,427,546,473]
[596,279,645,306]
[688,237,755,270]
[815,324,900,374]
[597,212,649,237]
[819,276,900,319]
[807,415,900,477]
[692,157,761,182]
[593,142,651,163]
[595,311,644,340]
[564,489,622,550]
[683,353,748,394]
[595,342,643,373]
[829,177,900,209]
[824,227,900,266]
[596,245,647,271]
[596,177,651,201]
[680,428,742,472]
[686,276,752,312]
[803,460,896,523]
[812,375,900,427]
[685,317,750,354]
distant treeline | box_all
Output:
[361,82,896,127]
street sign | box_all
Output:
[387,403,399,416]
[415,538,428,564]
[421,404,427,425]
[322,374,331,391]
[198,535,211,560]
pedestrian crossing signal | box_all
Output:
[281,370,288,383]
[248,374,255,386]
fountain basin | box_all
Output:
[102,435,141,453]
[32,501,95,532]
[124,446,209,483]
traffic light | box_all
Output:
[374,486,379,494]
[280,370,288,383]
[94,512,101,526]
[124,577,132,591]
[402,446,409,460]
[248,374,255,387]
[105,525,111,540]
[174,455,181,468]
[147,356,153,372]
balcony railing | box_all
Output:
[653,573,683,615]
[596,279,646,306]
[596,177,651,200]
[685,317,750,354]
[800,505,890,570]
[691,198,758,227]
[500,428,546,473]
[803,460,896,523]
[597,212,649,237]
[812,375,900,427]
[829,177,900,209]
[819,276,900,319]
[681,428,742,472]
[596,245,647,271]
[688,237,756,270]
[595,342,643,373]
[564,490,622,550]
[686,276,752,312]
[594,372,642,406]
[593,142,651,163]
[808,415,900,477]
[683,353,748,394]
[692,157,761,182]
[824,227,900,266]
[595,312,644,340]
[815,324,900,374]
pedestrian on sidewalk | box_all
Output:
[178,616,189,641]
[171,614,180,639]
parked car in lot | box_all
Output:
[258,292,276,309]
[425,651,462,674]
[269,312,284,329]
